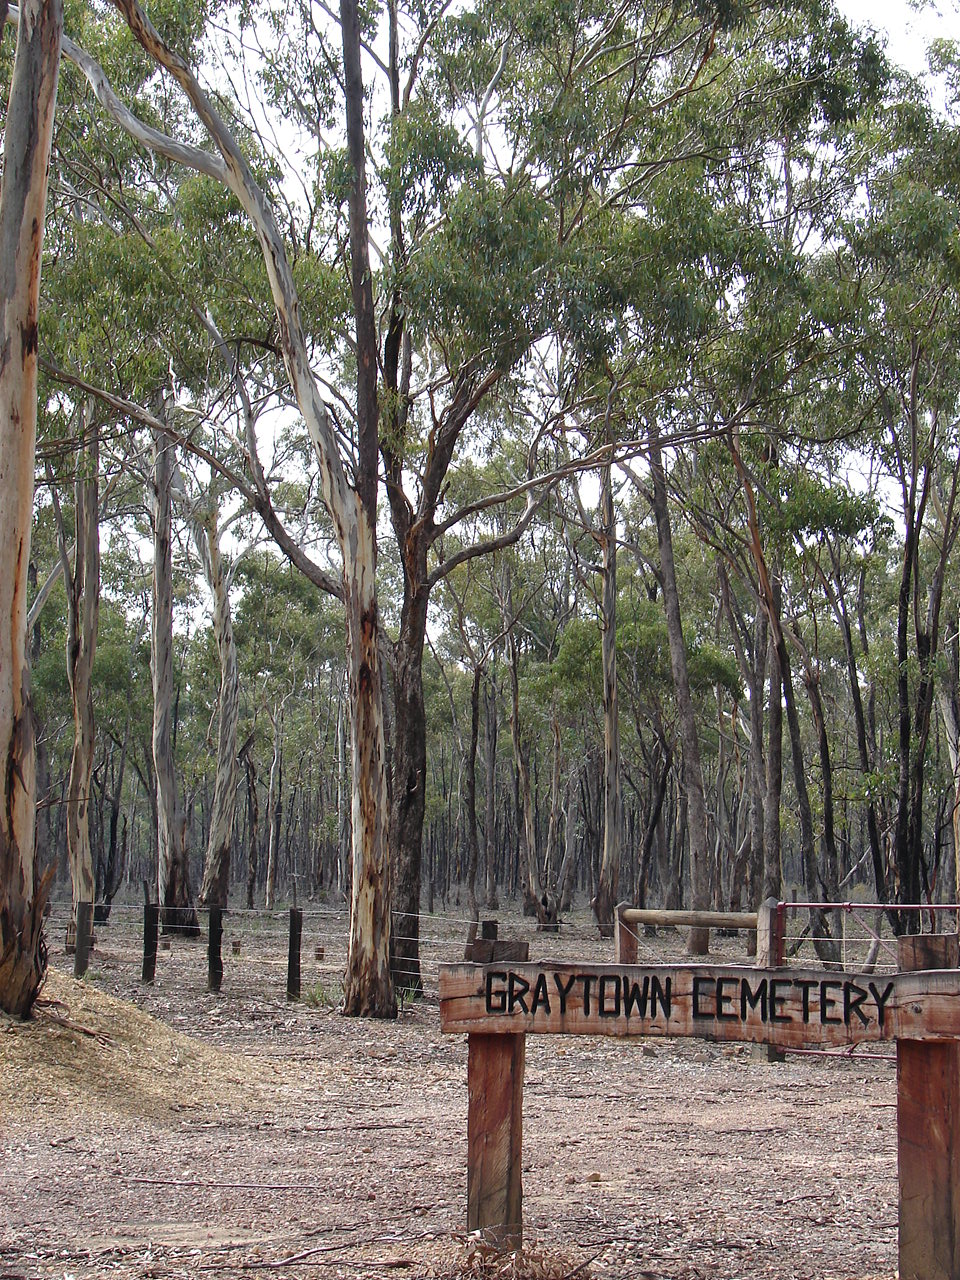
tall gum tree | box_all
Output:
[43,0,396,1012]
[375,0,751,979]
[0,0,63,1016]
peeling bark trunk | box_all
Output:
[105,0,392,1012]
[151,425,198,935]
[0,0,62,1017]
[61,407,99,911]
[339,0,394,1016]
[341,533,394,1015]
[335,695,351,903]
[195,507,239,908]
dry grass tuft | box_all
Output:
[428,1239,593,1280]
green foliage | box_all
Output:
[404,176,556,370]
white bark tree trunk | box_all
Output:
[341,524,394,1014]
[194,507,239,908]
[151,425,197,933]
[61,405,99,910]
[65,0,393,1010]
[0,0,62,1017]
[264,701,281,911]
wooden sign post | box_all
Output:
[898,934,960,1280]
[439,936,960,1279]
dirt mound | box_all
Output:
[0,968,273,1124]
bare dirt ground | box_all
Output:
[1,902,898,1280]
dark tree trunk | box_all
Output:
[242,742,259,910]
[464,666,482,923]
[483,670,499,910]
[594,451,620,936]
[389,585,428,994]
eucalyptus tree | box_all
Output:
[252,0,761,980]
[26,0,395,1011]
[169,457,252,909]
[0,0,63,1016]
[834,88,960,926]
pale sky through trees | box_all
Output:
[838,0,957,74]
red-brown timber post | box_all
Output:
[897,932,960,1280]
[467,1032,525,1248]
[615,901,637,964]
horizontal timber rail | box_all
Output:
[619,908,758,929]
[615,898,782,966]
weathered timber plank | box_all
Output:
[898,934,960,1280]
[467,1032,524,1247]
[439,962,960,1048]
[468,939,530,965]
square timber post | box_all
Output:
[898,932,960,1280]
[467,1032,525,1248]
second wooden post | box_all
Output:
[898,933,960,1280]
[467,1032,525,1248]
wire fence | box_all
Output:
[45,892,960,1070]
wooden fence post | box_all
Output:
[208,906,223,993]
[467,1032,525,1248]
[73,901,93,979]
[615,901,637,964]
[756,897,784,967]
[754,898,785,1063]
[898,932,960,1280]
[287,907,302,1000]
[142,902,159,984]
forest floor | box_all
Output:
[1,900,898,1280]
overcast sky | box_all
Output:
[837,0,958,75]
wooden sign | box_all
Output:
[439,961,960,1049]
[439,938,960,1279]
